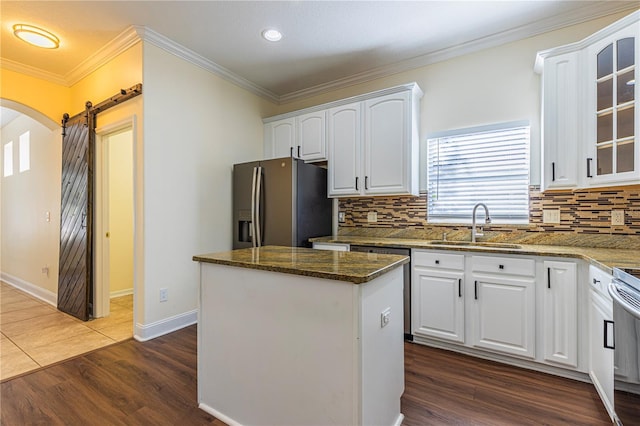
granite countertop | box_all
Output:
[193,245,409,284]
[310,236,640,274]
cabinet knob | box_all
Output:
[435,260,440,265]
[499,264,505,270]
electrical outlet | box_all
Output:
[159,288,168,302]
[611,210,625,226]
[45,211,50,222]
[367,211,378,223]
[41,266,49,277]
[380,308,391,328]
[543,209,560,224]
[338,211,345,223]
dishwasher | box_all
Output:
[350,245,412,341]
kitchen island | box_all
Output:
[193,246,409,426]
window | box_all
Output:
[427,122,530,223]
[19,131,30,172]
[3,141,13,177]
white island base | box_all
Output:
[198,262,404,426]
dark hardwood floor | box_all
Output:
[2,325,613,425]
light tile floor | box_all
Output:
[0,281,133,381]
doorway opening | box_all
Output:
[94,123,134,319]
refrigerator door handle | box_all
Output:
[255,166,263,247]
[250,167,258,247]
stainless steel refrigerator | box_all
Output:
[233,157,332,249]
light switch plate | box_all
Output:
[338,211,345,223]
[611,210,625,226]
[367,211,378,223]
[543,209,560,224]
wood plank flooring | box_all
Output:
[1,281,133,381]
[1,324,616,425]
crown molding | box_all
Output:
[0,58,68,86]
[65,26,142,86]
[136,26,280,103]
[278,3,640,103]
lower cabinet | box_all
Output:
[543,260,578,367]
[412,250,581,367]
[412,253,465,343]
[588,266,615,421]
[470,255,536,359]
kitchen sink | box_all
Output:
[429,241,522,249]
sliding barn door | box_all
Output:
[58,112,93,321]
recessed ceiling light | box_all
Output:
[262,29,283,42]
[13,24,60,49]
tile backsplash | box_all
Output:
[337,185,640,248]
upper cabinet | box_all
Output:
[536,11,639,191]
[264,83,423,197]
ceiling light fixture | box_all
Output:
[262,29,283,42]
[13,24,60,49]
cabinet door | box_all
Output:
[541,52,579,191]
[264,118,296,159]
[412,267,465,343]
[471,275,536,358]
[585,24,639,187]
[543,261,578,367]
[297,111,327,162]
[364,92,411,195]
[328,103,362,197]
[589,289,615,420]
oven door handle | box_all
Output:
[608,281,640,320]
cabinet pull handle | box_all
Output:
[547,267,551,289]
[587,158,593,178]
[290,147,294,157]
[551,162,556,181]
[458,279,462,298]
[297,145,301,158]
[593,278,600,285]
[355,177,359,191]
[435,260,440,265]
[499,264,504,270]
[604,320,615,350]
[474,281,478,300]
[365,176,369,190]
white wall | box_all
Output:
[140,43,277,334]
[1,113,61,302]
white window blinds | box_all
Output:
[427,123,530,223]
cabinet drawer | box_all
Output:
[412,250,464,270]
[472,255,535,277]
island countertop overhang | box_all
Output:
[193,245,409,284]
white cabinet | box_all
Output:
[328,103,362,196]
[540,52,580,191]
[297,111,327,162]
[543,260,578,367]
[327,86,421,197]
[584,21,639,187]
[264,112,327,162]
[264,118,296,159]
[470,255,536,359]
[536,11,639,191]
[588,266,615,421]
[411,250,465,343]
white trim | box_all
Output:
[0,272,57,306]
[110,289,133,299]
[198,404,242,426]
[134,309,197,342]
[136,26,279,103]
[66,26,141,86]
[0,58,68,86]
[0,99,58,130]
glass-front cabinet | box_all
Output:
[588,23,639,186]
[537,11,639,191]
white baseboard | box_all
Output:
[198,403,242,426]
[0,272,57,306]
[393,413,405,426]
[134,309,197,342]
[110,288,133,299]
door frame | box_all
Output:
[94,117,136,318]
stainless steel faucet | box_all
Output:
[471,203,491,243]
